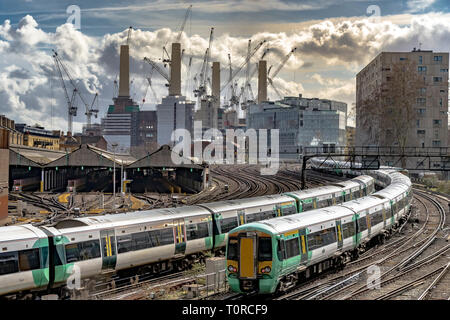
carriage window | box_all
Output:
[307,227,337,251]
[302,199,314,211]
[371,210,384,225]
[0,252,19,275]
[65,240,101,261]
[258,238,272,261]
[227,238,238,260]
[186,222,210,240]
[358,216,368,231]
[245,213,260,223]
[159,228,175,246]
[18,248,40,271]
[342,221,356,239]
[284,238,300,259]
[282,205,296,216]
[117,235,132,253]
[132,232,150,251]
[220,217,238,234]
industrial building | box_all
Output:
[0,115,23,146]
[356,50,449,169]
[15,123,60,150]
[0,128,8,226]
[246,95,348,154]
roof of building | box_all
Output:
[9,144,66,167]
[128,144,204,169]
[45,144,136,168]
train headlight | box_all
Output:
[261,266,271,273]
[228,265,237,273]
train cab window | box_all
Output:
[358,216,368,231]
[277,240,285,261]
[220,217,238,234]
[186,222,210,240]
[0,252,19,275]
[227,238,238,260]
[284,238,300,259]
[342,221,356,239]
[258,238,272,261]
[18,249,40,271]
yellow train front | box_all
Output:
[226,226,278,294]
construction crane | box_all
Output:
[52,50,98,131]
[267,47,297,100]
[143,57,170,87]
[227,53,239,108]
[220,39,267,93]
[162,5,192,64]
[194,27,214,104]
[141,66,158,108]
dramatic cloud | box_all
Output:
[0,12,449,132]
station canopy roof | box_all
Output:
[9,144,66,167]
[45,144,136,168]
[128,145,204,169]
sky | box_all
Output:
[0,0,449,132]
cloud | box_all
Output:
[406,0,436,13]
[1,12,450,132]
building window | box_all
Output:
[416,98,426,106]
[433,77,442,82]
[417,108,426,115]
[417,130,426,135]
[399,57,407,61]
[433,119,442,127]
[433,55,443,62]
[386,76,392,81]
[419,56,422,64]
[416,120,420,127]
[418,66,427,73]
[440,69,448,73]
[419,87,426,95]
[432,140,441,147]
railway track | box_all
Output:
[273,188,449,300]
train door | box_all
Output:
[174,219,186,255]
[366,211,372,238]
[237,210,246,225]
[275,205,282,217]
[382,206,387,228]
[298,228,309,264]
[335,220,343,250]
[239,233,256,279]
[354,214,361,246]
[390,200,395,225]
[100,229,117,271]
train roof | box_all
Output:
[255,205,355,234]
[340,195,387,212]
[285,185,342,200]
[372,183,409,200]
[53,205,211,230]
[352,175,374,184]
[198,194,295,212]
[328,179,361,190]
[0,225,46,243]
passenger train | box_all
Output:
[0,168,375,298]
[226,159,412,294]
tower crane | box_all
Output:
[143,57,170,87]
[193,27,214,104]
[52,50,99,132]
[267,47,297,100]
[220,39,267,93]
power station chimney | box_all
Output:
[170,43,181,96]
[212,62,220,128]
[119,45,130,97]
[258,60,267,104]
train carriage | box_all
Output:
[198,195,298,249]
[0,225,50,296]
[284,185,343,211]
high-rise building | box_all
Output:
[356,50,449,153]
[157,96,194,146]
